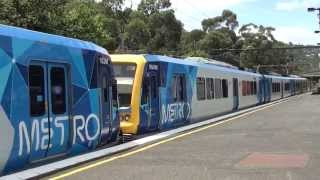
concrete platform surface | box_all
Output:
[45,94,320,180]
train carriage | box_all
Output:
[111,54,309,137]
[111,55,263,135]
[0,25,119,174]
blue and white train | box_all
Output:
[0,24,309,176]
[111,55,308,136]
[0,25,119,175]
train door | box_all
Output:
[259,78,265,103]
[147,72,160,130]
[281,81,284,98]
[232,78,239,110]
[262,77,271,103]
[28,62,70,161]
[98,61,113,145]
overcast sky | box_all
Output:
[125,0,320,45]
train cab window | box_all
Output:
[222,79,228,98]
[50,67,66,115]
[29,65,46,116]
[197,77,206,100]
[206,78,214,99]
[172,74,186,102]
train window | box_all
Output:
[250,81,255,95]
[112,79,118,108]
[249,81,252,95]
[242,81,246,96]
[173,74,186,102]
[246,81,249,95]
[272,83,275,93]
[279,83,281,92]
[222,79,228,98]
[215,79,222,98]
[177,75,186,102]
[50,67,66,115]
[141,78,149,105]
[29,65,46,116]
[172,76,177,101]
[253,81,257,94]
[103,75,109,103]
[273,82,281,93]
[197,77,206,100]
[150,76,157,98]
[206,78,214,99]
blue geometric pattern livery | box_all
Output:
[0,25,118,175]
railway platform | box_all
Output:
[6,94,320,180]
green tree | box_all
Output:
[0,0,67,33]
[147,9,183,52]
[180,29,206,55]
[124,18,150,50]
[198,9,239,62]
[62,0,120,51]
[199,31,233,52]
[138,0,171,15]
[202,9,239,32]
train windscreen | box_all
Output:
[113,63,136,108]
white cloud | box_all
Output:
[275,0,320,11]
[273,26,319,45]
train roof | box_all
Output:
[185,57,239,69]
[145,54,262,77]
[264,74,306,80]
[0,24,108,55]
[111,54,307,81]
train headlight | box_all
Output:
[120,113,130,121]
[125,114,130,121]
[119,107,131,122]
